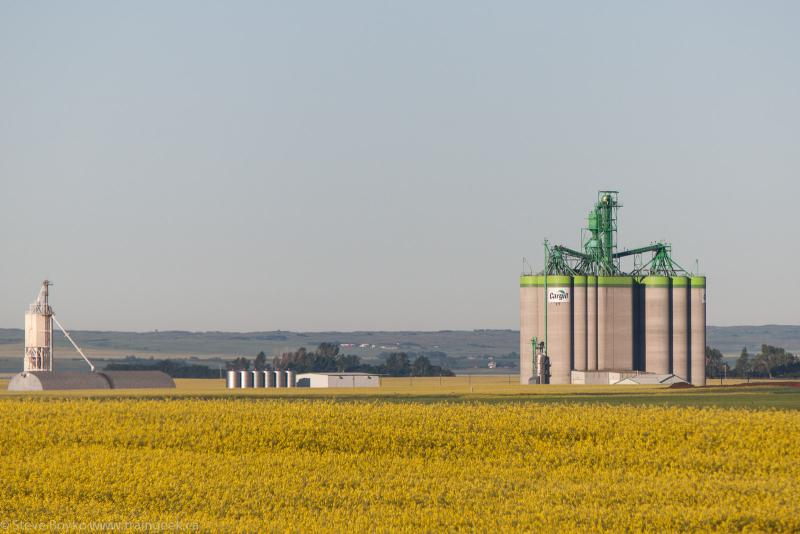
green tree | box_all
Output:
[254,351,268,371]
[733,347,751,378]
[384,352,411,376]
[317,342,340,359]
[753,345,794,379]
[273,347,312,372]
[227,357,250,371]
[335,354,361,372]
[411,356,433,376]
[705,346,727,378]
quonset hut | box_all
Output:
[520,191,706,386]
[8,371,175,391]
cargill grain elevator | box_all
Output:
[520,191,706,386]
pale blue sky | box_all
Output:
[1,1,797,331]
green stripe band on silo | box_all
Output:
[519,275,542,287]
[671,277,690,288]
[691,276,706,288]
[520,274,581,287]
[587,275,597,284]
[545,275,572,286]
[641,276,671,287]
[573,275,588,286]
[597,276,633,287]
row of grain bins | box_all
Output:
[226,370,382,389]
[519,274,706,385]
[520,191,707,386]
[227,370,296,389]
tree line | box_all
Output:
[706,344,799,379]
[104,358,219,378]
[227,343,455,377]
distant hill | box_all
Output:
[0,328,519,364]
[706,325,800,354]
[0,325,796,367]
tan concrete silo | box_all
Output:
[519,275,540,384]
[572,276,588,371]
[612,276,635,371]
[598,276,634,370]
[671,276,690,381]
[597,279,609,370]
[545,276,573,384]
[587,275,598,370]
[690,276,706,386]
[643,276,671,374]
[24,281,54,373]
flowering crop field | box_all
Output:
[0,397,798,532]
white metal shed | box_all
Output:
[296,372,381,388]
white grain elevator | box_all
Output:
[24,280,54,372]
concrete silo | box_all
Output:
[671,276,690,381]
[598,276,634,371]
[597,280,609,370]
[546,275,573,385]
[690,276,707,386]
[643,276,671,374]
[586,275,598,370]
[572,276,588,371]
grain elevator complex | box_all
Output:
[520,191,706,386]
[8,281,175,391]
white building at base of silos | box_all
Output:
[296,372,381,388]
[570,370,688,386]
[614,374,687,385]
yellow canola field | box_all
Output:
[0,399,798,533]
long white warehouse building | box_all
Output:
[296,373,381,388]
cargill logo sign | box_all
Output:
[548,289,570,303]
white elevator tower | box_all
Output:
[24,280,53,372]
